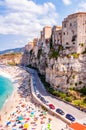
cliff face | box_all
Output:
[22,42,86,91]
[46,54,86,91]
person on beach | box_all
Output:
[0,115,1,121]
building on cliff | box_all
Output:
[22,12,86,90]
[41,26,52,54]
[24,12,86,56]
[52,26,62,50]
[62,12,86,53]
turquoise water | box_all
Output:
[0,75,13,109]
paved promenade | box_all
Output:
[26,67,86,124]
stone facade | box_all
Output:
[62,12,86,53]
[42,26,52,54]
[52,26,62,47]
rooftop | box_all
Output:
[63,12,86,21]
[69,122,86,130]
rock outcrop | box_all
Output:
[0,53,23,65]
[22,42,86,91]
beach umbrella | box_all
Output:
[47,123,51,130]
[30,111,35,117]
[23,129,27,130]
[0,115,1,121]
[23,123,29,129]
[26,118,30,121]
[43,111,47,115]
[17,116,24,120]
[6,121,11,125]
[31,111,35,115]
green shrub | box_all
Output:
[73,100,83,106]
[69,87,75,90]
[78,86,86,95]
[72,53,80,58]
[49,50,59,59]
[83,97,86,103]
[79,43,84,47]
[72,75,76,79]
[65,97,72,102]
[59,92,66,99]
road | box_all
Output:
[26,67,86,123]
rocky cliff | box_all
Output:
[22,42,86,91]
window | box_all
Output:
[74,21,77,27]
[72,35,77,42]
[66,42,69,45]
[72,30,74,34]
[63,32,65,35]
[70,23,72,26]
[64,23,66,27]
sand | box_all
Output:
[0,65,29,123]
[0,65,66,130]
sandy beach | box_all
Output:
[0,65,30,123]
[0,65,66,130]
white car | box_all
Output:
[35,90,39,95]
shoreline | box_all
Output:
[0,65,30,124]
[0,74,15,111]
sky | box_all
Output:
[0,0,86,51]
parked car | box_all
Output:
[48,104,55,110]
[66,114,75,121]
[40,96,45,102]
[37,94,41,98]
[35,90,39,95]
[44,100,49,105]
[56,108,65,115]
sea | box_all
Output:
[0,75,13,109]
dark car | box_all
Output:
[56,108,65,115]
[49,104,55,110]
[66,114,75,121]
[45,100,49,104]
[37,94,41,98]
[40,96,45,102]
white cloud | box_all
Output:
[0,0,59,40]
[62,0,71,5]
[77,1,86,12]
[75,1,86,13]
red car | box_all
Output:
[48,104,55,109]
